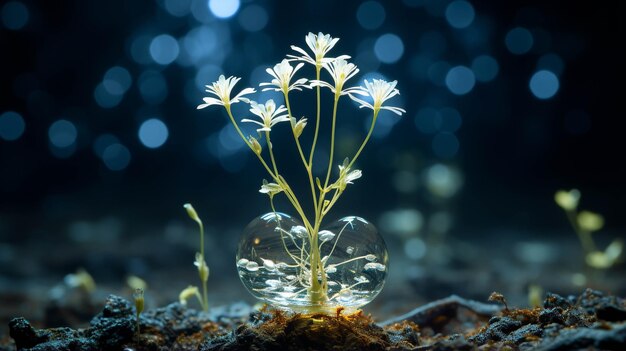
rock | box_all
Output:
[536,323,626,351]
[539,308,565,325]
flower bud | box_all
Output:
[133,288,145,315]
[293,117,308,138]
[194,252,210,282]
[248,135,262,155]
[179,285,200,306]
[183,203,202,227]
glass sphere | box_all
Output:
[236,212,388,312]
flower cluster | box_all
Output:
[197,32,406,308]
[197,31,406,212]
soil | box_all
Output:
[3,289,625,350]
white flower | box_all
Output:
[311,59,360,95]
[331,161,362,191]
[348,79,406,116]
[197,75,256,109]
[260,59,310,93]
[259,179,283,197]
[288,32,350,67]
[241,100,290,132]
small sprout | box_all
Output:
[126,275,147,291]
[184,203,209,311]
[488,291,509,312]
[555,189,618,270]
[527,284,543,308]
[132,288,144,335]
[64,268,96,293]
[554,189,580,211]
[586,239,623,269]
[179,285,202,306]
[577,211,604,232]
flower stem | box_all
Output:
[198,222,208,312]
[348,110,379,171]
[225,105,311,231]
[308,66,322,167]
[265,131,279,175]
[225,105,276,178]
[323,94,340,191]
[285,93,319,215]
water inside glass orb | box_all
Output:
[236,212,388,312]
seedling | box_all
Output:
[182,203,209,311]
[132,288,144,335]
[555,189,623,269]
[197,33,404,311]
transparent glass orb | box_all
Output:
[236,212,388,312]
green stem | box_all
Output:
[265,131,279,175]
[566,210,596,254]
[285,93,318,214]
[323,94,340,190]
[347,110,379,171]
[225,105,311,232]
[225,105,276,179]
[308,66,322,167]
[199,222,208,312]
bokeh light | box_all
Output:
[94,83,123,109]
[103,66,132,96]
[505,27,534,55]
[471,55,499,82]
[404,238,427,260]
[425,163,463,197]
[238,5,268,32]
[1,1,29,30]
[379,209,423,237]
[48,120,77,148]
[183,26,220,67]
[209,0,240,19]
[356,1,386,30]
[0,111,26,141]
[439,107,462,132]
[374,34,404,64]
[537,53,565,76]
[445,65,475,95]
[529,70,559,99]
[427,61,451,86]
[138,118,169,149]
[93,134,120,158]
[102,143,131,171]
[130,35,153,65]
[445,0,475,29]
[149,34,180,65]
[163,0,191,17]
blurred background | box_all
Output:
[1,0,624,328]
